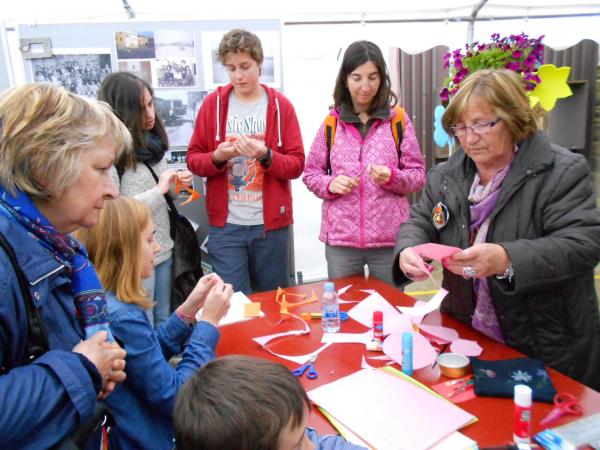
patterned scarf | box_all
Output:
[468,148,517,343]
[0,187,114,341]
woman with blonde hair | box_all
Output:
[75,196,232,449]
[0,83,128,448]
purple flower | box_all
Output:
[440,88,449,102]
[506,61,520,71]
[512,50,523,59]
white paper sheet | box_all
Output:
[195,291,264,326]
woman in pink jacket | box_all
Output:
[303,40,425,285]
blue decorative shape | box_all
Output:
[433,105,450,148]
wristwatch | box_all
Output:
[496,263,514,282]
[258,147,273,167]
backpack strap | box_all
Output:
[323,113,337,176]
[0,232,49,372]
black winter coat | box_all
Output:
[393,132,600,391]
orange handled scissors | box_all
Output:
[539,392,584,426]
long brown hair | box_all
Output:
[333,40,397,113]
[97,71,168,171]
[74,197,151,308]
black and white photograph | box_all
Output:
[201,30,281,89]
[154,89,199,147]
[115,31,156,59]
[31,51,112,98]
[188,90,208,124]
[118,60,152,85]
[155,30,195,60]
[154,59,197,87]
[167,150,187,165]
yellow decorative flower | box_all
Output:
[529,64,572,111]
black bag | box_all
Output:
[0,232,114,450]
[143,163,204,311]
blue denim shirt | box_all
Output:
[306,427,368,450]
[105,292,219,450]
[0,216,100,449]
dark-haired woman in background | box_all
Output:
[98,72,193,327]
[303,40,425,285]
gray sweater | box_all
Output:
[110,157,173,265]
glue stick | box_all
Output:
[402,332,413,376]
[514,384,532,444]
[373,311,383,343]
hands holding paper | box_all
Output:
[399,247,435,281]
[178,273,233,325]
[442,243,511,279]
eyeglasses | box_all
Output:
[448,118,501,137]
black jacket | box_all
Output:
[393,132,600,390]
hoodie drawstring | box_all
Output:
[215,95,221,141]
[275,97,282,147]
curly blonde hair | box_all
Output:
[0,83,132,199]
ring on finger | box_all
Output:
[462,266,477,278]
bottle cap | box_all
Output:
[324,282,335,292]
[373,311,383,322]
[514,384,532,407]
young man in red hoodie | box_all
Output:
[187,29,304,294]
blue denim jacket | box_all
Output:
[0,216,100,449]
[105,292,219,449]
[306,428,368,450]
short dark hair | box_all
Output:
[173,355,310,450]
[97,71,168,170]
[333,40,397,112]
[217,29,264,65]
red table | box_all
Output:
[217,275,600,448]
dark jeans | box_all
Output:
[207,223,289,294]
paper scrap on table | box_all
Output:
[361,355,377,370]
[383,331,438,370]
[321,330,373,345]
[338,284,352,295]
[196,291,264,326]
[348,292,412,334]
[420,324,459,343]
[431,376,476,404]
[243,302,262,317]
[450,339,483,357]
[368,355,393,361]
[269,343,332,366]
[413,243,462,262]
[397,288,449,316]
[307,368,476,450]
[252,314,310,347]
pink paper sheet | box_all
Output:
[450,339,483,357]
[419,324,460,343]
[382,331,438,370]
[348,292,410,334]
[413,243,462,262]
[307,369,476,450]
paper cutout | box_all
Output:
[433,105,451,148]
[529,64,573,111]
[431,375,476,404]
[266,342,332,366]
[175,179,201,205]
[321,330,373,345]
[361,355,377,370]
[413,243,461,262]
[338,284,352,295]
[276,287,318,314]
[252,314,310,348]
[397,289,449,316]
[348,292,411,334]
[308,369,476,450]
[383,331,438,370]
[196,291,264,326]
[450,339,483,357]
[243,302,262,317]
[420,324,460,343]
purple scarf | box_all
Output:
[468,150,516,343]
[0,187,114,341]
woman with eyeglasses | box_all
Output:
[394,69,600,390]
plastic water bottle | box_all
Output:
[321,282,340,333]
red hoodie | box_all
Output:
[187,84,304,231]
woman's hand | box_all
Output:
[179,273,221,317]
[198,279,233,326]
[176,169,193,185]
[157,169,178,194]
[399,247,433,282]
[368,164,391,184]
[235,134,268,160]
[444,243,510,279]
[328,175,359,195]
[73,331,127,399]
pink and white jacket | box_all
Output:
[302,108,425,248]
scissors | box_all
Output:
[292,354,319,379]
[539,392,584,426]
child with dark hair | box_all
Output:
[173,355,367,450]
